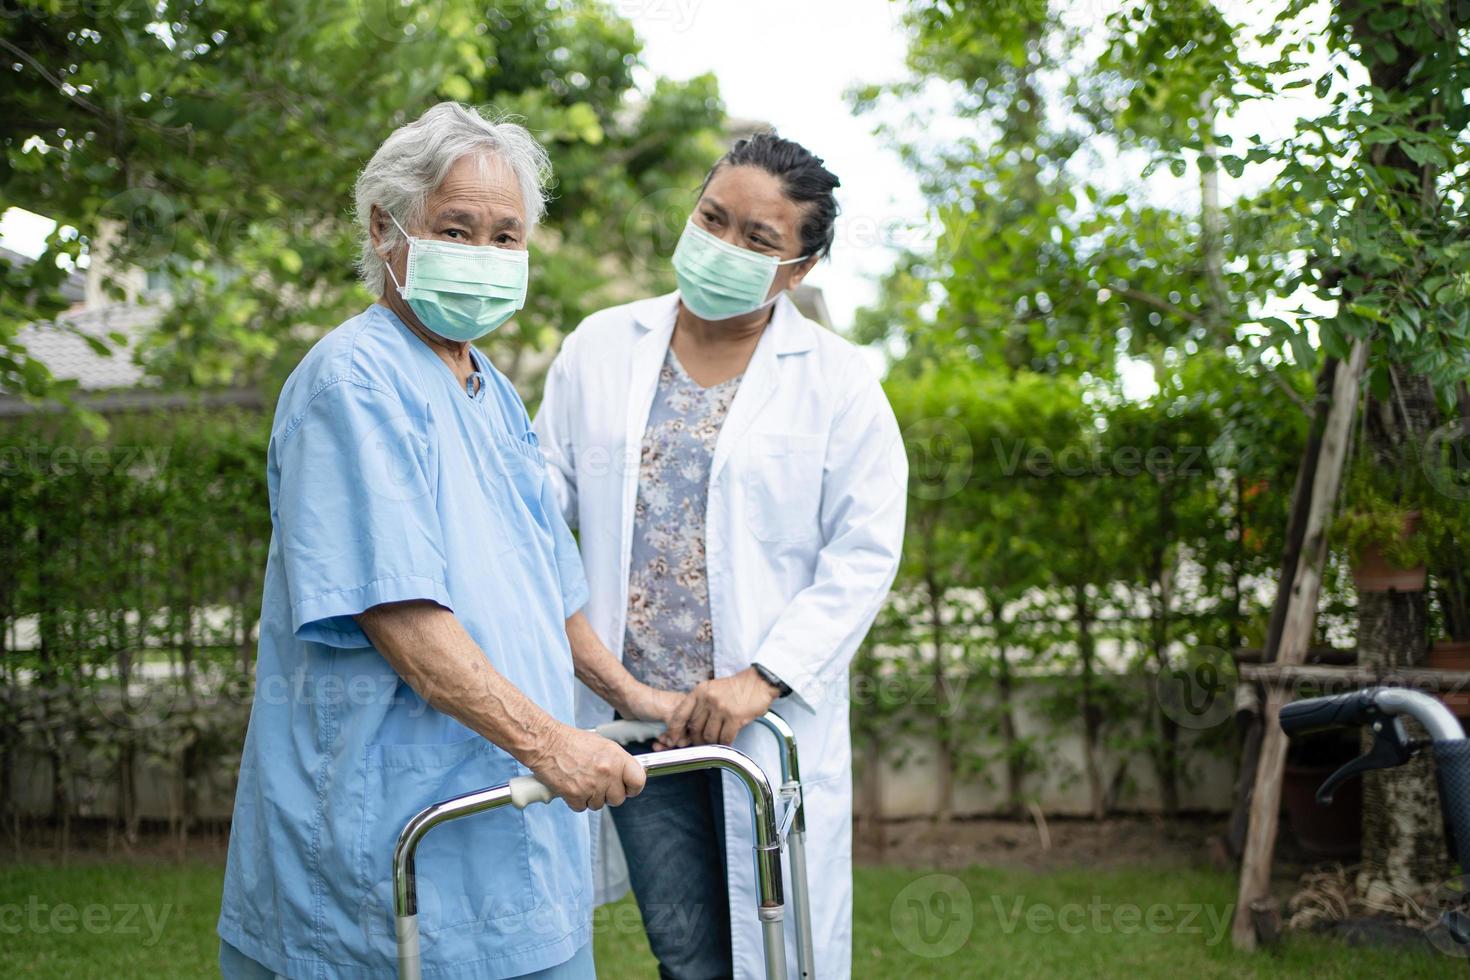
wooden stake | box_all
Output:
[1226,358,1340,860]
[1231,338,1368,952]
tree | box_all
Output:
[1,0,726,407]
[868,0,1470,928]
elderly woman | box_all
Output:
[536,133,907,979]
[216,103,675,980]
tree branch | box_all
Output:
[1109,285,1203,324]
[0,37,107,120]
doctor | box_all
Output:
[535,133,907,979]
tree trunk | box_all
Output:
[1357,590,1446,901]
[1149,484,1180,817]
[1075,583,1106,821]
[1198,90,1228,333]
[997,645,1023,818]
[862,729,885,859]
[1357,378,1449,900]
[986,588,1023,818]
[925,562,954,825]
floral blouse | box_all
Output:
[622,347,742,693]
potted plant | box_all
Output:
[1335,458,1428,593]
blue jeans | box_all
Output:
[610,740,733,980]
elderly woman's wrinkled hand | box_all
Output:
[527,723,647,812]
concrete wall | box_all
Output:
[6,674,1236,822]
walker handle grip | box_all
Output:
[508,775,555,809]
[594,719,667,745]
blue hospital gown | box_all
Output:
[217,304,592,979]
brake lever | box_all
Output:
[1316,715,1416,805]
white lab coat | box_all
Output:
[533,291,906,980]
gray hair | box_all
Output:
[354,102,553,296]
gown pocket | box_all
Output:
[358,737,537,941]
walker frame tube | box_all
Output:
[392,744,788,980]
[753,712,814,980]
[591,712,816,979]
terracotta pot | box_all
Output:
[1428,640,1470,719]
[1351,510,1426,592]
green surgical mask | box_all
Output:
[672,218,809,321]
[383,212,528,342]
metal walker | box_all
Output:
[391,710,814,979]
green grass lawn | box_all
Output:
[0,860,1452,978]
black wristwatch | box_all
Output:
[752,662,792,698]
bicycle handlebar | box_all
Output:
[1280,687,1470,884]
[1280,687,1463,742]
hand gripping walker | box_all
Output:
[392,727,790,980]
[590,711,815,980]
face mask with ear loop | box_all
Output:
[671,218,810,321]
[380,212,529,343]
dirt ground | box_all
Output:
[854,813,1230,873]
[17,813,1254,879]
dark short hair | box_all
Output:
[701,132,841,260]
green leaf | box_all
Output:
[440,75,474,102]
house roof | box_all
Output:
[3,245,157,395]
[0,246,87,304]
[12,303,158,392]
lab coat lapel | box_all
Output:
[710,316,780,483]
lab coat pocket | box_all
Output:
[745,432,825,543]
[359,738,537,937]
